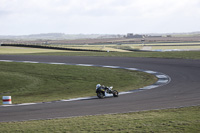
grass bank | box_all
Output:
[0,62,156,104]
[0,106,199,132]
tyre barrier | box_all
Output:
[2,96,12,104]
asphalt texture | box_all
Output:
[0,55,200,122]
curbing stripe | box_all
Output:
[102,66,121,68]
[0,60,171,107]
[49,62,66,65]
[119,92,133,95]
[22,61,39,64]
[145,70,157,74]
[125,68,139,71]
[157,80,169,83]
[0,60,13,62]
[76,64,94,67]
[156,75,168,78]
[140,85,159,90]
[17,103,37,106]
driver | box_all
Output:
[96,84,111,92]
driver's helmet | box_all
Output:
[96,84,101,88]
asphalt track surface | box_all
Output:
[0,55,200,122]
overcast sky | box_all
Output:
[0,0,200,35]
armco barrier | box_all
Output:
[2,96,12,104]
[1,44,106,52]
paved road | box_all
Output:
[0,55,200,122]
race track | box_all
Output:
[0,55,200,122]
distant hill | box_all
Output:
[0,32,199,41]
[0,33,122,40]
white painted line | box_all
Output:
[49,63,66,65]
[119,92,132,95]
[157,80,169,83]
[62,99,83,102]
[76,64,94,67]
[0,103,37,107]
[1,105,15,107]
[125,68,138,71]
[140,85,158,90]
[145,71,157,74]
[156,75,168,78]
[22,61,39,64]
[0,60,13,62]
[61,97,94,102]
[17,103,37,106]
[102,66,120,68]
[60,99,72,102]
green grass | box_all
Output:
[0,46,75,54]
[30,51,200,59]
[1,46,199,132]
[1,46,200,59]
[0,106,199,132]
[0,62,157,104]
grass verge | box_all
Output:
[0,46,75,54]
[1,46,200,59]
[0,106,199,132]
[0,62,156,104]
[30,51,200,60]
